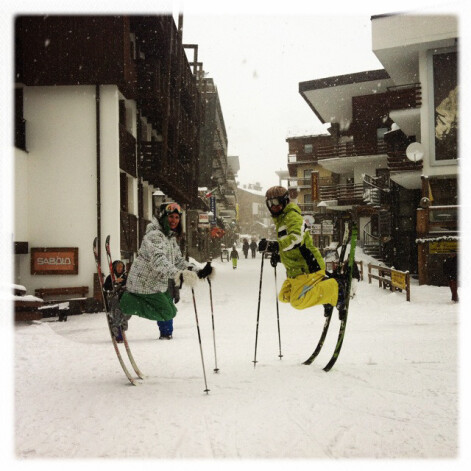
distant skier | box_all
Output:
[258,186,344,316]
[242,239,249,259]
[250,239,257,258]
[230,245,239,269]
[119,202,214,340]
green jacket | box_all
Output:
[272,202,325,278]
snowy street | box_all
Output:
[12,248,459,462]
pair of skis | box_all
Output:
[303,223,358,371]
[93,236,143,385]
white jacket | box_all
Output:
[126,217,190,294]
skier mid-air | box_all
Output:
[258,186,346,317]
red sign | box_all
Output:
[31,247,79,275]
[311,171,319,201]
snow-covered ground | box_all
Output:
[7,246,467,467]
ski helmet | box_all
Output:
[265,186,289,215]
[158,202,183,235]
[159,202,183,218]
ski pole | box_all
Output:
[274,263,283,359]
[253,248,267,367]
[191,288,210,394]
[207,279,219,373]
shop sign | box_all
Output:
[429,240,458,254]
[311,171,319,201]
[31,247,79,275]
[391,270,407,290]
[321,222,334,235]
[209,196,217,224]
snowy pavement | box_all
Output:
[8,248,464,466]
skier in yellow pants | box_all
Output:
[258,186,344,316]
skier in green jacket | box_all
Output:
[258,186,344,314]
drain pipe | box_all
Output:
[96,84,101,262]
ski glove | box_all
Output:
[182,269,198,288]
[258,239,279,253]
[270,251,281,268]
[197,262,213,279]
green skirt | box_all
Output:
[120,291,177,322]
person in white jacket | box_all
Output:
[120,202,213,339]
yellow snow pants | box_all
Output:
[278,270,338,310]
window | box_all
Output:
[15,88,26,151]
[304,144,313,154]
[120,172,128,212]
[428,47,458,165]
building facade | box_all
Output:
[13,15,233,302]
[297,13,458,283]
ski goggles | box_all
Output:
[266,197,283,207]
[164,203,183,215]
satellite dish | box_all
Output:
[406,142,425,162]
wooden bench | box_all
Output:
[35,286,89,317]
[14,300,44,322]
[35,286,89,299]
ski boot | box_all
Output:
[323,304,334,317]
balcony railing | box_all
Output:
[119,125,137,177]
[319,183,364,205]
[120,211,138,254]
[288,152,318,165]
[387,150,423,172]
[386,83,422,110]
[317,140,388,160]
[298,203,315,214]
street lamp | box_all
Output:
[152,188,166,216]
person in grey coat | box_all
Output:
[120,202,213,339]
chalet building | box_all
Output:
[236,184,272,239]
[183,66,239,260]
[13,15,231,305]
[285,134,344,249]
[297,14,458,284]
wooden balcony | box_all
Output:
[139,217,151,246]
[298,203,315,214]
[120,211,138,254]
[119,124,137,177]
[317,140,388,160]
[288,152,318,165]
[386,83,421,110]
[319,183,364,205]
[139,141,164,187]
[387,149,423,172]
